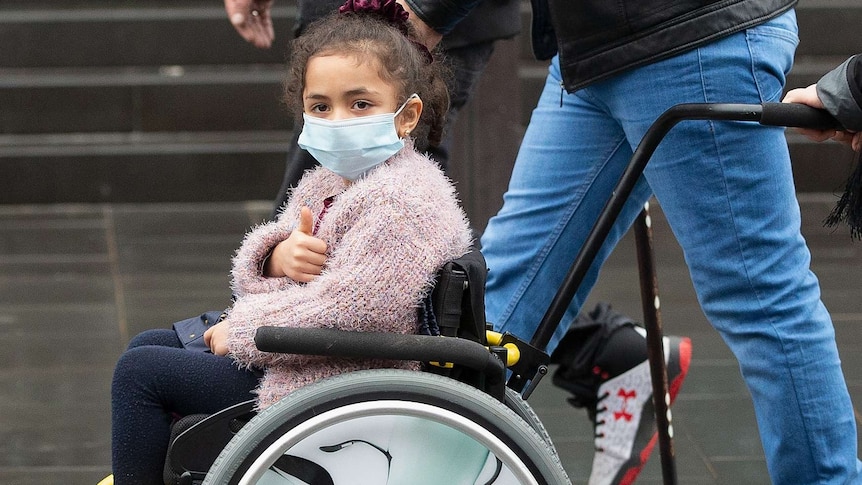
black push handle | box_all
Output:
[255,326,506,380]
[760,102,844,130]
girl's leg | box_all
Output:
[111,340,260,484]
[125,328,182,350]
[596,10,859,483]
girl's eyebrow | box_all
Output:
[304,93,329,101]
[304,88,380,101]
[344,88,375,97]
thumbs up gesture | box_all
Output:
[265,207,328,282]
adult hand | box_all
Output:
[783,84,862,151]
[204,320,231,356]
[396,0,443,50]
[265,207,328,282]
[224,0,276,49]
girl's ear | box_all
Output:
[396,97,423,138]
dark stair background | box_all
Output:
[1,1,861,228]
[0,1,294,205]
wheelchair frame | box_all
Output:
[165,103,843,485]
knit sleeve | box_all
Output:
[225,159,472,368]
[230,219,297,298]
[230,168,339,297]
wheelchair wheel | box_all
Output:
[502,388,558,462]
[204,369,570,485]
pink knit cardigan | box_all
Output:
[225,142,473,408]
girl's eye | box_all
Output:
[353,100,371,110]
[309,104,329,113]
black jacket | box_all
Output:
[405,0,797,91]
[817,54,862,131]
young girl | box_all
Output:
[109,1,471,482]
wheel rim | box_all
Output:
[238,400,541,485]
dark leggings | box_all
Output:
[111,328,261,484]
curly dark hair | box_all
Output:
[283,9,451,148]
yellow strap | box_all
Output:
[486,330,503,345]
[428,332,521,368]
[97,475,114,485]
[503,343,520,367]
[485,331,521,366]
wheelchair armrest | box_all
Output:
[254,326,506,384]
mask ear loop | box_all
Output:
[394,93,420,116]
[395,93,421,139]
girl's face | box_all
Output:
[302,54,420,137]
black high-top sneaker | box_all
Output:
[552,304,691,485]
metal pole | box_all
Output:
[634,203,677,485]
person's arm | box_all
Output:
[397,0,483,48]
[783,54,862,151]
[223,162,472,367]
[262,207,327,282]
[223,208,436,365]
[817,55,862,132]
[229,218,298,298]
[224,0,275,48]
[232,169,339,297]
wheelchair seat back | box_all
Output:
[429,247,488,344]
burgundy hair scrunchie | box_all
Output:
[338,0,434,63]
[339,0,410,35]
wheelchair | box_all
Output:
[158,102,843,485]
[163,249,569,485]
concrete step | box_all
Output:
[0,130,292,158]
[0,1,295,204]
[2,0,860,204]
[795,0,862,57]
[0,65,290,134]
[0,130,290,204]
[0,2,296,68]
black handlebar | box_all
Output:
[254,326,506,382]
[760,102,844,130]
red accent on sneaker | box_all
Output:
[669,337,692,401]
[614,410,634,422]
[618,337,692,485]
[613,388,637,421]
[618,434,658,485]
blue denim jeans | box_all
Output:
[481,10,861,484]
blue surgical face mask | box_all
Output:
[297,94,419,181]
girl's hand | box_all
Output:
[224,0,275,49]
[203,320,230,356]
[783,84,860,150]
[265,207,328,282]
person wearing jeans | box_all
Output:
[483,12,859,483]
[401,0,861,482]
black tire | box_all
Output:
[503,388,559,461]
[204,369,569,485]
